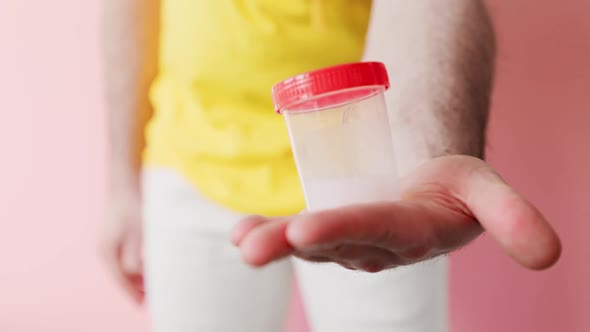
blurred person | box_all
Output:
[100,0,560,331]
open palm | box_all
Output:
[232,156,561,272]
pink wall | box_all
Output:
[0,0,587,331]
[451,1,590,331]
[0,1,147,331]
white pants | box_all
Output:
[143,168,448,332]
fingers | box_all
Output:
[235,214,411,271]
[101,239,145,305]
[230,215,267,246]
[297,244,402,272]
[115,269,145,305]
[120,232,145,302]
[237,217,294,266]
[285,202,440,254]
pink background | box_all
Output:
[0,0,588,331]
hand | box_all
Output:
[99,189,145,304]
[232,156,561,272]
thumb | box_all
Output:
[405,156,562,270]
[465,168,561,270]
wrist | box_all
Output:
[109,158,142,195]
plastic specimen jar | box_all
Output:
[272,62,399,211]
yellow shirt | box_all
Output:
[145,0,372,216]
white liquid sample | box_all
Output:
[303,175,400,211]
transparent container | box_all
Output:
[272,62,399,211]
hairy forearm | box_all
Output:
[364,0,495,175]
[102,0,159,190]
